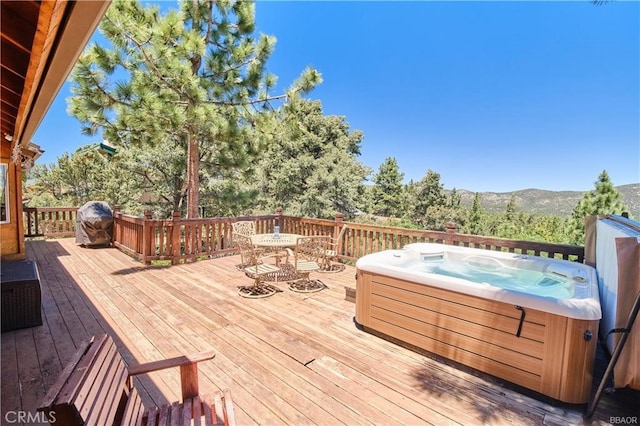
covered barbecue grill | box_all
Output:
[76,201,114,246]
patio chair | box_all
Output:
[232,220,288,267]
[38,333,235,426]
[288,236,331,293]
[236,234,281,298]
[320,224,348,273]
[232,220,258,268]
[232,220,256,237]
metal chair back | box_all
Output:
[232,221,256,237]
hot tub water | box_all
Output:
[409,255,574,299]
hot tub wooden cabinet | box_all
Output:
[355,270,599,404]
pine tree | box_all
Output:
[505,194,517,221]
[411,169,446,225]
[568,170,628,244]
[68,0,320,218]
[26,147,140,211]
[447,188,461,209]
[469,192,484,235]
[497,194,518,238]
[371,157,405,217]
[251,99,370,218]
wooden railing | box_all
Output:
[23,207,77,238]
[337,221,584,263]
[24,206,585,264]
[112,209,279,264]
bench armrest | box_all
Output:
[127,351,214,376]
[128,351,215,400]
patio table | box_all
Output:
[251,233,302,281]
[251,233,300,264]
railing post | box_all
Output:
[445,222,457,245]
[275,206,283,232]
[112,206,121,246]
[334,212,345,254]
[142,210,153,265]
[35,208,42,237]
[171,210,182,265]
[334,213,344,238]
[24,208,34,237]
[36,208,41,236]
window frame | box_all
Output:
[0,163,9,224]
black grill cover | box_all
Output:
[76,201,113,246]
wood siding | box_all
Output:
[0,141,24,260]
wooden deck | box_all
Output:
[2,238,638,425]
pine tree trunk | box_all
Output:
[186,134,200,218]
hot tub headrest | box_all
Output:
[547,263,587,282]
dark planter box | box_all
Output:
[1,260,42,332]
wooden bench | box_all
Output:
[38,334,235,425]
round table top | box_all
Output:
[251,233,301,247]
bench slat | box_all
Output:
[158,403,170,425]
[40,335,98,408]
[181,398,192,424]
[192,396,202,426]
[169,400,181,425]
[145,406,159,426]
[205,391,235,426]
[78,341,122,422]
[121,386,144,426]
[203,400,215,426]
[57,334,111,405]
[215,393,227,426]
[90,360,128,426]
[222,390,236,426]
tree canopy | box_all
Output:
[250,99,370,218]
[68,0,320,218]
[370,157,405,217]
[568,170,629,244]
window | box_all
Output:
[0,163,9,223]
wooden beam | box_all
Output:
[17,0,110,147]
[13,0,67,147]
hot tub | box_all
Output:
[355,243,601,403]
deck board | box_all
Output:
[1,332,21,416]
[1,238,638,425]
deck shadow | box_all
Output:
[1,240,182,418]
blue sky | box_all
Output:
[33,1,639,193]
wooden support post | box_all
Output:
[275,206,283,232]
[334,212,344,239]
[142,210,153,264]
[112,206,121,246]
[179,363,200,400]
[171,211,182,265]
[445,222,457,245]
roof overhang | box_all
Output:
[1,0,110,163]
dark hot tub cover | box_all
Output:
[76,201,113,246]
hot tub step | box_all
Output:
[345,286,356,303]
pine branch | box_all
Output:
[113,17,188,101]
[82,67,130,111]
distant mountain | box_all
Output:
[447,183,639,218]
